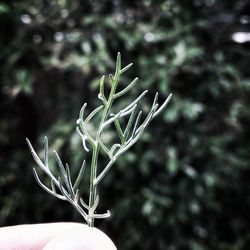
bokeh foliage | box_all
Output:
[1,0,250,249]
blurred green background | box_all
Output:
[1,1,250,249]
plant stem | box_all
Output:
[88,75,118,227]
[88,144,98,227]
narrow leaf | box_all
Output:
[114,77,138,99]
[26,138,45,169]
[79,103,87,121]
[84,105,104,124]
[80,198,90,209]
[124,103,139,141]
[53,150,70,190]
[76,127,90,152]
[66,163,74,196]
[152,92,159,107]
[93,210,111,219]
[114,119,124,143]
[99,75,107,103]
[58,177,71,201]
[153,93,172,118]
[33,168,66,200]
[115,52,121,78]
[73,159,86,191]
[131,111,142,138]
[44,136,49,167]
[120,63,133,74]
[122,90,148,113]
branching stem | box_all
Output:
[27,52,172,228]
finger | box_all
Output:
[0,222,91,249]
[43,224,117,250]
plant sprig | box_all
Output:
[26,52,172,227]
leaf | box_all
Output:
[115,52,121,79]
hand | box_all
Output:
[0,222,117,250]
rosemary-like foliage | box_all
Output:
[26,53,172,227]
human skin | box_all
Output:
[0,222,117,250]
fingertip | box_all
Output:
[44,224,117,250]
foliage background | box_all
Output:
[1,1,250,249]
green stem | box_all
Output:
[88,144,98,227]
[88,75,119,227]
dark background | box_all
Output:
[1,1,250,249]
